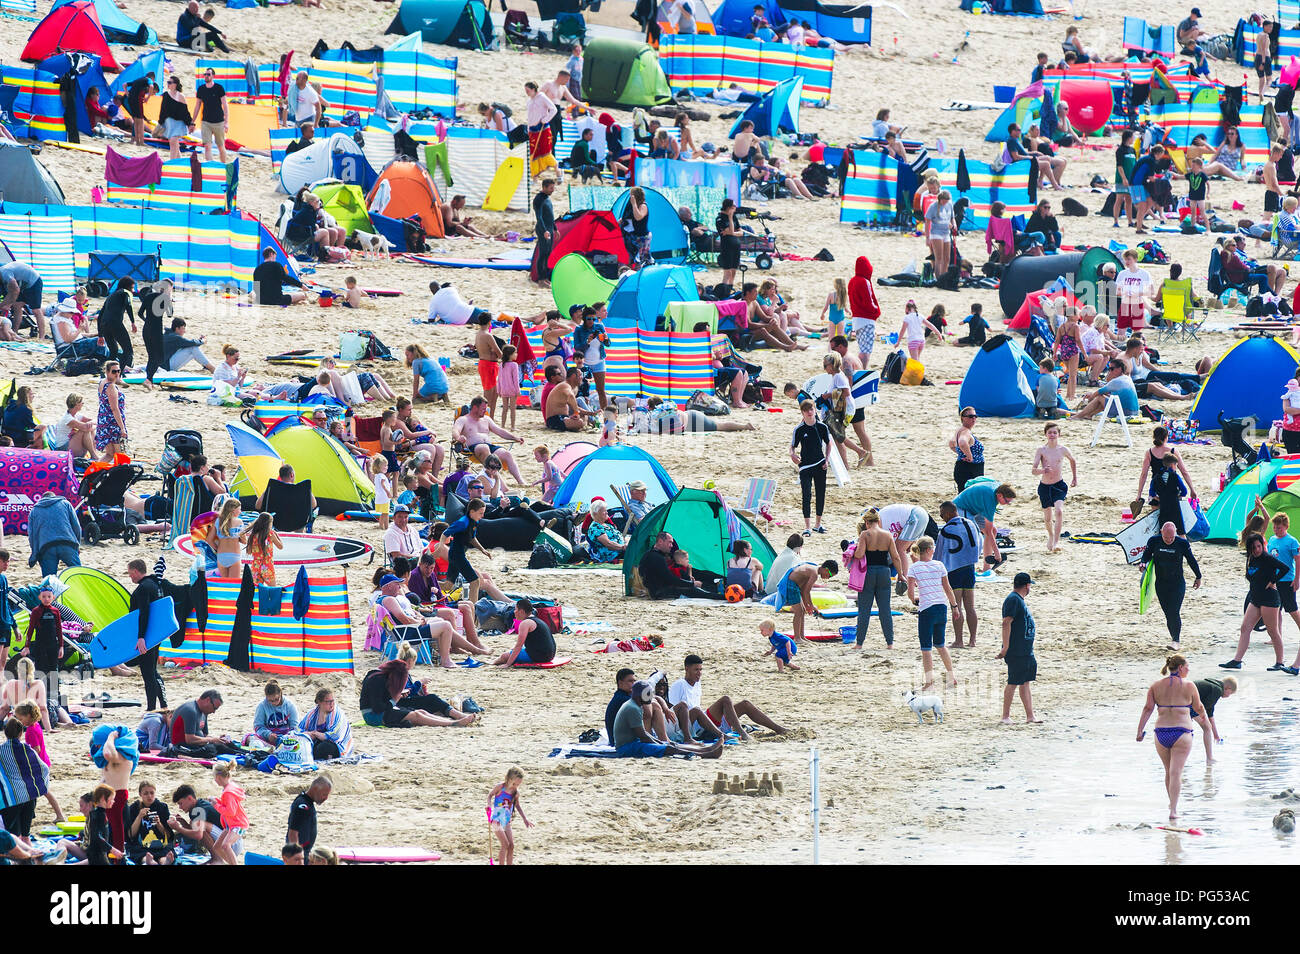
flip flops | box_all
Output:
[456,658,485,669]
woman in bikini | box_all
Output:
[1052,308,1084,401]
[1136,653,1211,819]
[213,497,247,580]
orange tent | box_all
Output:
[365,161,444,238]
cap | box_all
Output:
[631,679,654,705]
[39,582,54,593]
[392,504,411,515]
[1191,7,1201,16]
[1282,379,1299,397]
[628,479,647,491]
[1013,572,1033,587]
[378,573,402,587]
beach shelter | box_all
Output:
[109,49,164,99]
[1005,286,1079,331]
[986,83,1047,142]
[1188,336,1300,432]
[230,424,373,516]
[774,0,872,43]
[278,132,371,195]
[553,444,677,509]
[606,264,699,331]
[36,52,109,140]
[551,441,598,476]
[0,447,77,534]
[51,0,154,45]
[366,161,445,238]
[1204,457,1288,542]
[226,421,282,498]
[551,253,618,316]
[386,0,493,49]
[960,0,1042,12]
[547,210,629,269]
[610,187,690,263]
[313,181,374,235]
[20,1,121,71]
[958,334,1063,418]
[729,76,802,137]
[582,37,672,108]
[622,487,776,596]
[0,141,65,204]
[998,250,1124,320]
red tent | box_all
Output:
[1006,287,1080,330]
[547,210,629,269]
[21,1,121,71]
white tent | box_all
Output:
[444,128,527,212]
[278,133,369,195]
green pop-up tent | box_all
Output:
[623,487,776,596]
[582,37,672,108]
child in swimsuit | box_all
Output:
[533,445,562,504]
[214,498,246,579]
[759,618,799,672]
[486,767,531,866]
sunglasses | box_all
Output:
[962,413,976,419]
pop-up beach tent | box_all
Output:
[52,0,155,45]
[553,444,677,509]
[21,1,121,71]
[958,334,1064,418]
[550,253,618,316]
[729,76,803,137]
[367,161,444,237]
[386,0,493,49]
[548,211,629,269]
[623,487,776,596]
[230,424,374,515]
[610,187,690,264]
[606,263,698,330]
[0,141,65,204]
[1188,336,1300,432]
[0,447,77,534]
[712,0,871,42]
[582,37,673,108]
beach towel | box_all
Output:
[105,147,162,188]
[299,701,353,758]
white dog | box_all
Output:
[902,689,944,724]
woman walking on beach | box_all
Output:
[845,508,901,650]
[1136,653,1211,820]
[1219,532,1295,673]
[950,406,984,491]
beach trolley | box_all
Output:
[87,244,162,293]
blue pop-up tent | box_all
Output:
[712,0,872,43]
[36,52,109,137]
[610,186,690,264]
[958,334,1064,418]
[729,76,802,137]
[553,444,677,509]
[606,264,699,331]
[1188,336,1300,431]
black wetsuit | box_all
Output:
[1141,534,1202,642]
[97,287,134,365]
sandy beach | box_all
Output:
[2,0,1297,865]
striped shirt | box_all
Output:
[907,560,949,611]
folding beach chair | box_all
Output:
[1159,280,1204,343]
[608,482,635,533]
[731,478,776,517]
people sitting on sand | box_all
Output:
[1005,123,1064,190]
[585,502,627,563]
[359,643,479,726]
[542,365,590,432]
[668,654,788,742]
[605,668,680,744]
[726,539,765,596]
[1119,336,1202,400]
[168,783,236,865]
[491,598,556,667]
[764,534,804,596]
[251,680,300,748]
[299,688,353,759]
[162,318,215,374]
[611,678,723,758]
[441,195,493,238]
[169,690,227,747]
[48,393,95,458]
[638,531,725,600]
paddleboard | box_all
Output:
[173,532,373,567]
[1138,562,1155,615]
[482,155,525,211]
[90,597,177,669]
[1114,500,1198,565]
[336,846,442,864]
[408,255,530,271]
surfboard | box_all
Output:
[407,255,531,271]
[827,440,850,487]
[515,656,573,669]
[122,371,213,390]
[482,156,525,211]
[336,846,442,864]
[1139,562,1156,615]
[90,597,178,669]
[1114,500,1199,565]
[172,532,373,567]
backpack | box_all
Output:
[527,544,558,569]
[403,216,428,253]
[882,349,906,384]
[1060,196,1088,216]
[63,357,102,377]
[688,389,730,415]
[491,101,513,119]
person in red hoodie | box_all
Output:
[848,256,882,367]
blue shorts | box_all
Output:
[947,565,976,590]
[918,604,947,651]
[515,646,532,664]
[616,740,671,758]
[1129,183,1148,204]
[1037,480,1068,509]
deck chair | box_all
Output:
[552,11,586,48]
[259,478,316,532]
[608,483,635,533]
[730,478,776,518]
[1159,279,1203,342]
[502,9,537,50]
[379,610,438,664]
[1273,212,1300,260]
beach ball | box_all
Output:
[725,584,746,603]
[703,479,716,490]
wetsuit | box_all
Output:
[97,286,134,366]
[1141,534,1201,643]
[1246,551,1290,609]
[1147,453,1186,534]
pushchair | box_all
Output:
[1218,412,1259,483]
[158,428,204,500]
[77,463,166,545]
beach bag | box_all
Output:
[882,349,906,384]
[273,733,316,771]
[1188,501,1210,541]
[531,599,563,633]
[63,356,102,377]
[688,389,730,415]
[527,544,558,569]
[899,358,925,386]
[311,738,341,761]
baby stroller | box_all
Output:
[1218,412,1259,483]
[77,462,165,545]
[158,428,204,499]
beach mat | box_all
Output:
[337,846,441,863]
[804,631,844,642]
[515,656,573,669]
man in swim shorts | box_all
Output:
[452,397,525,484]
[772,560,838,642]
[473,313,502,418]
[542,368,587,432]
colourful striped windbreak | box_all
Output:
[381,48,457,117]
[520,328,711,401]
[1,0,37,12]
[659,34,833,103]
[925,155,1035,228]
[160,575,355,674]
[107,157,235,213]
[1150,98,1271,166]
[194,59,249,97]
[0,214,75,293]
[309,58,377,121]
[0,65,65,141]
[1281,1,1300,26]
[0,202,263,290]
[839,149,902,225]
[254,62,281,104]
